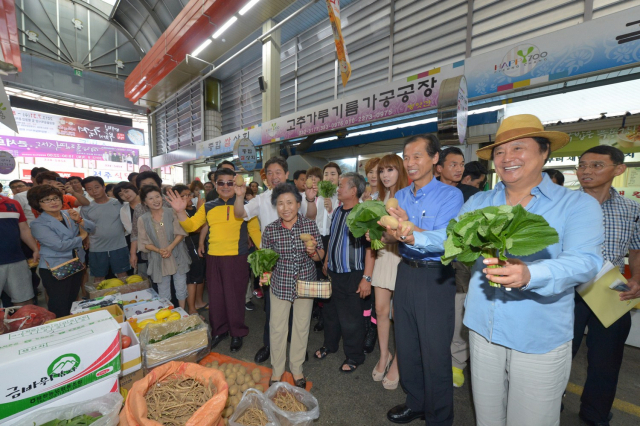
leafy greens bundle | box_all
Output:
[441,204,559,287]
[346,200,388,250]
[247,249,280,286]
[318,181,337,198]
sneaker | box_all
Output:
[253,289,263,299]
[452,367,464,388]
[245,301,255,311]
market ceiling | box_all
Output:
[124,0,299,106]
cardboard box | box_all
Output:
[70,294,122,314]
[46,304,124,324]
[0,311,121,422]
[119,369,144,392]
[124,298,173,319]
[120,288,160,308]
[3,377,119,426]
[132,306,189,322]
[119,321,141,376]
[88,279,151,299]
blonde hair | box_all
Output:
[377,154,409,200]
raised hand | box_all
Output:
[165,188,187,212]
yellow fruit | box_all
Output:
[137,319,156,329]
[126,275,144,284]
[167,312,181,321]
[155,308,171,320]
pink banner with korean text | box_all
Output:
[0,135,139,164]
[261,63,464,144]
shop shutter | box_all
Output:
[153,82,203,155]
[393,0,468,80]
[471,0,585,56]
[221,58,263,134]
[593,0,640,18]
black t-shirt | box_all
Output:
[457,183,480,202]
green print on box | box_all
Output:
[48,354,81,378]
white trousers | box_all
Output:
[469,330,571,426]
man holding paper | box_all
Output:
[574,145,640,426]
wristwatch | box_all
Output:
[363,275,372,282]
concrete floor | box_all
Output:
[211,295,640,426]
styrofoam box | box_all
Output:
[70,293,122,314]
[123,298,173,319]
[625,309,640,348]
[3,377,119,426]
[120,321,141,376]
[0,311,121,422]
[120,288,160,308]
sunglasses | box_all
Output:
[216,181,234,187]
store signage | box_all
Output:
[553,125,640,157]
[12,108,145,146]
[436,75,468,145]
[89,169,133,182]
[327,0,351,87]
[233,138,257,171]
[196,124,262,159]
[0,151,16,174]
[0,81,18,133]
[21,169,85,181]
[465,7,640,98]
[262,64,463,144]
[0,135,139,163]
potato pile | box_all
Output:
[203,361,264,424]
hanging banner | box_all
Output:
[196,124,262,159]
[262,64,463,144]
[465,7,640,99]
[551,126,640,157]
[0,81,18,133]
[11,108,145,145]
[0,135,139,163]
[326,0,351,87]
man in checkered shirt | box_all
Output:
[573,145,640,426]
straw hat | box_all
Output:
[476,114,570,161]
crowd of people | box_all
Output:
[0,113,638,426]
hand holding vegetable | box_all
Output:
[323,197,333,213]
[248,249,280,286]
[304,182,318,202]
[234,180,247,198]
[259,272,271,286]
[482,257,531,289]
[318,180,338,199]
[346,200,388,250]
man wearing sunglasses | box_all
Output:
[167,168,261,353]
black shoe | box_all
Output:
[211,332,229,349]
[230,336,243,352]
[364,324,377,353]
[578,412,612,426]
[387,404,425,424]
[245,301,255,311]
[254,345,270,363]
[313,317,324,332]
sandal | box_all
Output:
[340,359,358,373]
[314,346,330,359]
[293,377,307,389]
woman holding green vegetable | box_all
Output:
[370,154,408,390]
[259,183,324,389]
[384,115,604,426]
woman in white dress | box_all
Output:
[370,154,409,390]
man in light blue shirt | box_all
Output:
[387,115,603,426]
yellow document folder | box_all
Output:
[577,261,640,328]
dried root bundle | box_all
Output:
[236,406,269,426]
[273,391,307,412]
[145,374,216,426]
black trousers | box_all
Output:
[395,261,456,426]
[40,268,84,318]
[323,270,366,364]
[573,292,631,422]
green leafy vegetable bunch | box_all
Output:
[318,181,337,198]
[346,200,388,250]
[40,414,102,426]
[247,249,280,286]
[441,204,559,287]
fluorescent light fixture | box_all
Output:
[239,0,261,15]
[213,16,238,39]
[40,96,59,103]
[192,39,212,57]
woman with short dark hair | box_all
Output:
[260,183,324,388]
[29,185,96,317]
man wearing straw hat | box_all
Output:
[383,114,604,426]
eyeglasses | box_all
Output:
[575,163,619,171]
[216,181,234,187]
[10,183,26,189]
[40,197,61,204]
